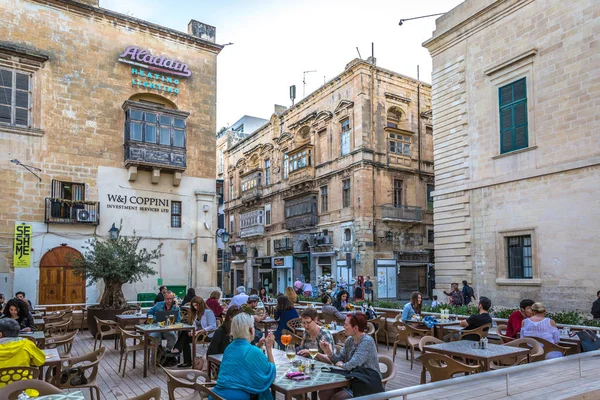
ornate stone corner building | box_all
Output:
[221,59,434,300]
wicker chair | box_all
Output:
[93,316,120,350]
[162,366,208,400]
[528,336,569,361]
[192,328,217,367]
[418,352,481,382]
[286,317,303,333]
[378,355,396,389]
[392,321,432,369]
[369,315,390,351]
[56,346,106,400]
[44,329,79,359]
[449,323,491,342]
[0,378,63,399]
[0,367,39,389]
[127,387,161,400]
[118,327,158,377]
[489,337,543,369]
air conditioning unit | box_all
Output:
[76,209,97,223]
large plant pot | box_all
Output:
[87,307,128,338]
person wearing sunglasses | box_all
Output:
[318,312,382,399]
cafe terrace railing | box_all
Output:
[354,349,600,400]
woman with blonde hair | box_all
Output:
[173,296,216,367]
[285,286,298,304]
[520,302,562,359]
[212,313,276,399]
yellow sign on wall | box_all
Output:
[13,223,32,268]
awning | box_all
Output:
[311,252,336,257]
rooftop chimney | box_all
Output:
[187,20,216,43]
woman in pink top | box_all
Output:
[520,302,561,358]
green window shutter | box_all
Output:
[499,78,528,153]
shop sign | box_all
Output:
[13,223,32,268]
[106,194,171,213]
[272,256,292,269]
[119,46,192,77]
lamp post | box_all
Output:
[398,13,445,26]
[108,223,119,240]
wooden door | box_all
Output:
[39,246,85,306]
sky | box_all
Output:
[102,0,463,130]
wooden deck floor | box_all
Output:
[62,332,600,399]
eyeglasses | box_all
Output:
[301,319,314,325]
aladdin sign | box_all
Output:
[118,46,192,77]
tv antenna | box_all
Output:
[303,70,317,98]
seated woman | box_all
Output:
[296,308,334,363]
[319,312,382,399]
[212,313,276,400]
[181,288,196,307]
[206,290,225,318]
[321,294,345,322]
[207,306,242,356]
[284,286,299,304]
[332,290,350,312]
[258,287,268,303]
[173,296,216,368]
[2,299,34,332]
[401,291,422,322]
[520,302,562,359]
[274,295,299,347]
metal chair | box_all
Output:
[93,316,119,350]
[56,346,106,400]
[378,355,396,389]
[127,387,161,400]
[392,321,432,369]
[418,352,481,382]
[0,378,63,399]
[162,366,208,400]
[0,367,39,389]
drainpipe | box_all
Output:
[417,65,422,177]
[370,47,377,283]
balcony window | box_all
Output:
[241,173,260,192]
[125,106,187,147]
[389,133,411,156]
[240,209,264,228]
[289,149,311,173]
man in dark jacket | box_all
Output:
[462,280,475,305]
[592,290,600,319]
[154,285,167,305]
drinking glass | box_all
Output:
[285,344,296,368]
[308,346,319,360]
[147,315,154,324]
[168,315,175,325]
[281,334,292,347]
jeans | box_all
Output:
[149,331,177,350]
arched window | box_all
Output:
[387,107,403,129]
[344,228,352,242]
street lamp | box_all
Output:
[217,229,230,245]
[398,13,445,26]
[108,223,119,240]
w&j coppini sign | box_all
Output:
[118,46,192,94]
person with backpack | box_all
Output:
[462,280,475,306]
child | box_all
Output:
[431,295,439,308]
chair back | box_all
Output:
[127,387,161,400]
[378,355,396,388]
[489,337,543,368]
[121,310,137,315]
[45,318,73,336]
[322,314,341,324]
[496,324,514,342]
[365,322,375,336]
[196,382,227,400]
[394,320,432,343]
[59,346,106,390]
[45,329,79,357]
[286,317,303,332]
[418,335,443,352]
[0,367,39,389]
[161,366,208,400]
[528,336,569,361]
[0,378,63,399]
[452,323,491,341]
[418,353,480,382]
[179,309,190,324]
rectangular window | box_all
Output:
[427,184,434,212]
[171,201,182,228]
[289,149,311,173]
[218,150,224,174]
[125,109,186,148]
[229,215,235,234]
[499,78,528,154]
[342,179,351,208]
[264,159,271,185]
[240,209,264,228]
[341,119,350,155]
[393,180,402,207]
[0,68,31,127]
[389,134,411,156]
[506,235,532,279]
[428,230,434,244]
[283,152,289,179]
[320,186,328,213]
[229,178,233,201]
[266,239,271,256]
[51,180,85,201]
[265,203,271,225]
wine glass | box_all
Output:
[285,344,296,369]
[308,346,319,361]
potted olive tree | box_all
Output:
[71,223,163,336]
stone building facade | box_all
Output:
[423,0,600,311]
[221,59,434,300]
[0,0,221,305]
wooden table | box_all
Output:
[424,341,531,371]
[206,349,349,400]
[135,323,194,377]
[42,348,61,386]
[20,330,46,347]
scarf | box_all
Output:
[215,338,275,400]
